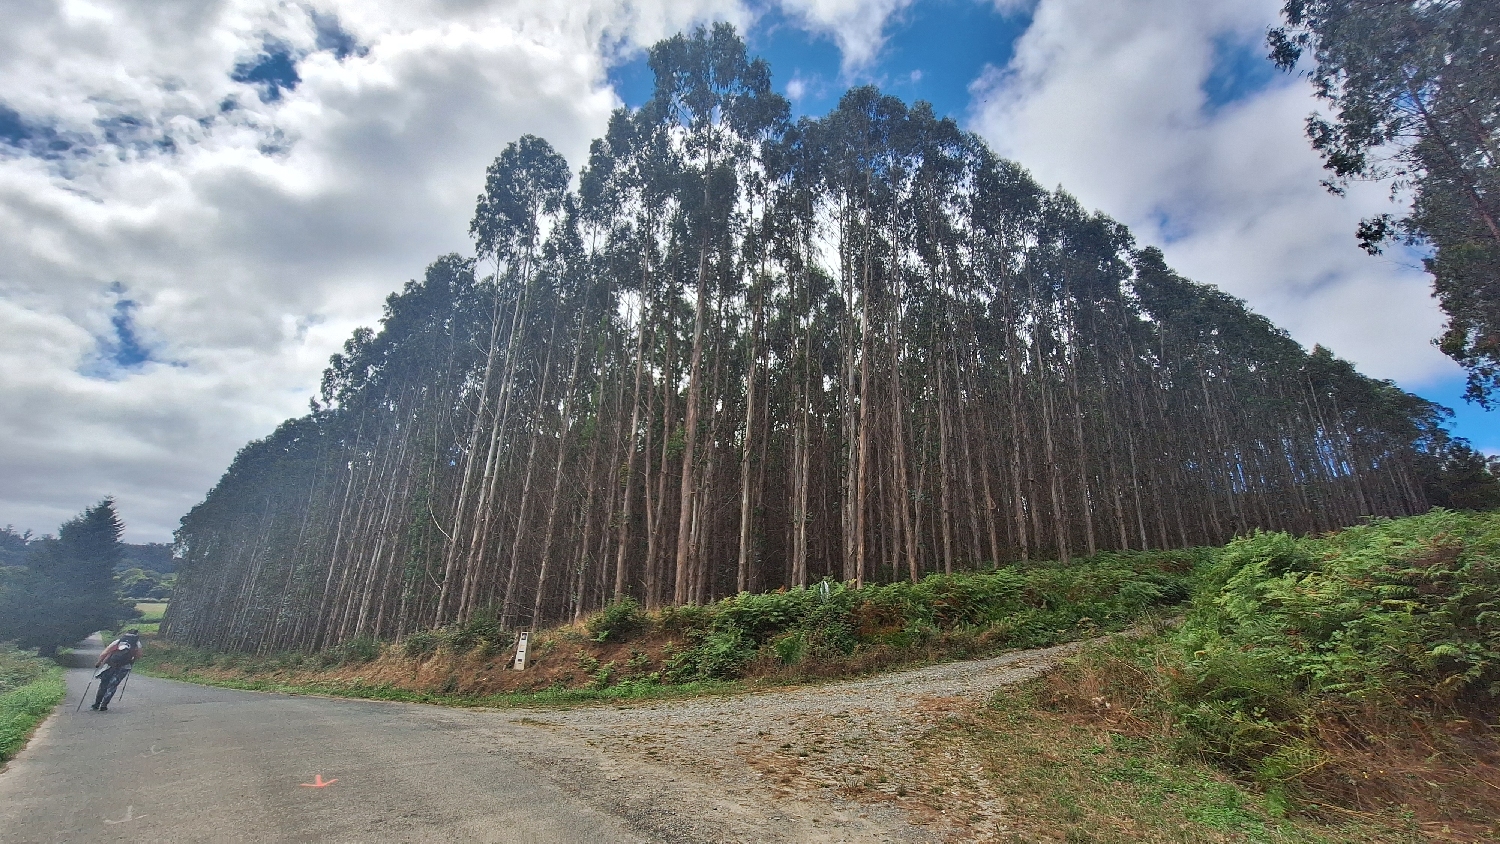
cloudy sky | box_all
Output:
[2,0,1493,543]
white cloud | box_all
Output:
[967,0,1453,387]
[776,0,913,72]
[987,0,1036,15]
[3,0,1477,543]
[0,0,747,541]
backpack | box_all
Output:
[105,639,138,667]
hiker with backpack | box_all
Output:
[91,630,142,712]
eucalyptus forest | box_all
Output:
[165,25,1454,654]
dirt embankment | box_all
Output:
[144,621,1038,702]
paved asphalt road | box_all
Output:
[0,639,648,843]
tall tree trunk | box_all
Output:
[614,302,650,600]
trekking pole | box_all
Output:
[117,670,131,702]
[76,680,94,712]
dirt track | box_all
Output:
[481,639,1091,842]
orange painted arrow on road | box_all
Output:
[299,775,338,788]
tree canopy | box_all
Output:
[0,500,136,656]
[165,26,1479,654]
[1269,0,1500,403]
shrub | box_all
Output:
[1166,510,1500,795]
[0,644,46,695]
[402,630,440,659]
[1185,512,1500,709]
[440,611,512,657]
[271,651,306,670]
[652,552,1197,683]
[320,636,382,667]
[668,628,756,681]
[910,570,1026,627]
[657,603,712,635]
[586,598,646,642]
[716,589,818,642]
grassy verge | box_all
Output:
[1014,510,1500,841]
[136,659,745,709]
[0,645,66,764]
[904,670,1430,843]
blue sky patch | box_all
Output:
[232,46,301,102]
[108,298,151,368]
[313,12,364,61]
[0,104,31,145]
[605,52,654,111]
[745,7,847,117]
[1418,376,1500,453]
[0,105,79,160]
[859,0,1032,124]
[83,284,154,378]
[1203,32,1279,113]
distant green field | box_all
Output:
[135,602,168,621]
[120,602,167,636]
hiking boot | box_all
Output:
[90,704,99,710]
[98,705,108,712]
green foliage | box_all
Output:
[0,526,30,567]
[321,636,382,667]
[1269,0,1500,402]
[1169,510,1500,790]
[668,627,757,681]
[585,597,646,642]
[0,499,136,655]
[0,647,64,763]
[0,644,47,695]
[437,611,513,657]
[657,553,1197,683]
[119,542,176,573]
[1422,440,1500,511]
[116,567,176,600]
[656,603,712,634]
[402,630,440,659]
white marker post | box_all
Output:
[512,631,530,670]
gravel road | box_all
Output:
[0,638,1085,843]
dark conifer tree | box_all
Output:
[0,499,134,656]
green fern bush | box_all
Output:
[1172,509,1500,790]
[650,551,1199,683]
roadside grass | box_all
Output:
[137,650,745,709]
[908,678,1427,843]
[1021,632,1498,841]
[0,645,66,764]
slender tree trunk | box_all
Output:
[614,302,650,600]
[531,317,587,625]
[736,278,764,594]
